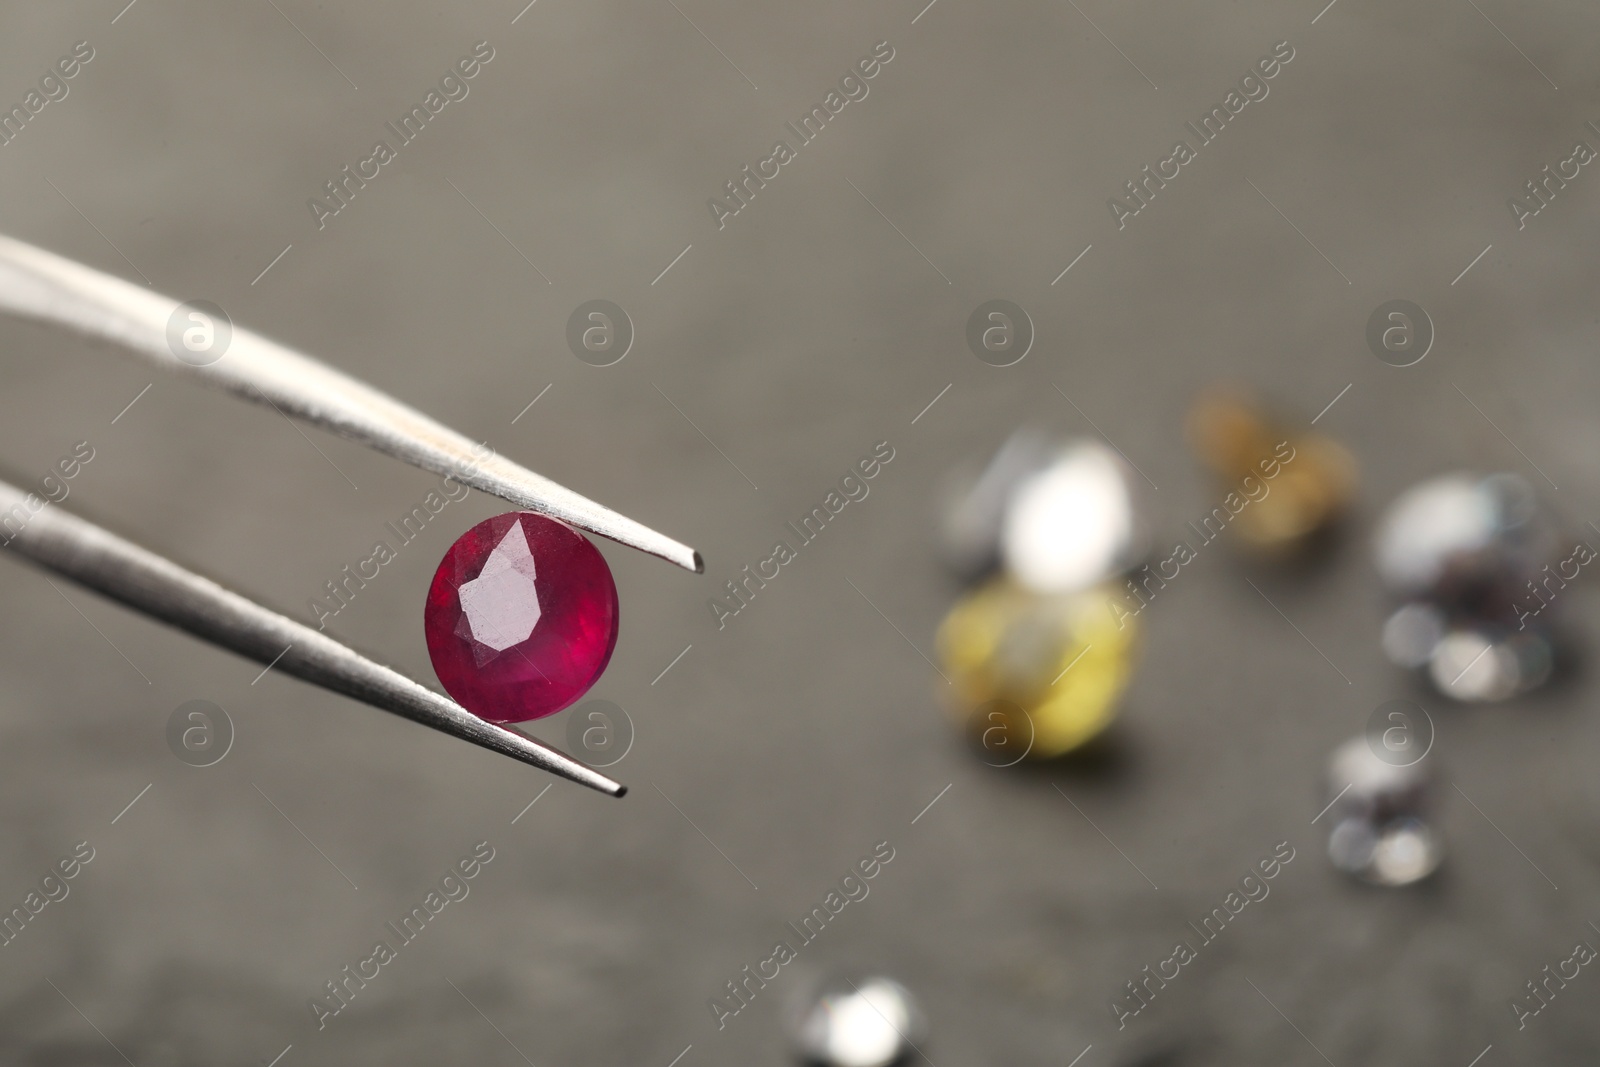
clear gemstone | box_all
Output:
[1001,440,1147,594]
[794,977,924,1067]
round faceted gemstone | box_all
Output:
[425,512,619,723]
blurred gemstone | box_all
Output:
[1331,819,1446,883]
[1429,629,1514,701]
[1324,737,1441,886]
[1374,472,1545,613]
[794,976,924,1067]
[1326,817,1380,874]
[1328,816,1443,886]
[1186,389,1356,554]
[937,578,1138,759]
[1327,736,1431,821]
[425,512,619,723]
[1505,630,1554,688]
[1001,440,1149,594]
[938,427,1059,581]
[1381,602,1446,669]
[1367,818,1444,885]
[1428,627,1552,702]
[1374,473,1561,700]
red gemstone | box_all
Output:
[424,512,620,723]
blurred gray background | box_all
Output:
[0,0,1598,1063]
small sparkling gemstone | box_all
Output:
[1323,737,1443,887]
[938,426,1058,581]
[1001,439,1150,594]
[425,512,619,723]
[1380,603,1447,668]
[1374,473,1545,611]
[1374,472,1559,700]
[1187,389,1357,554]
[937,578,1138,760]
[1327,816,1443,886]
[1327,736,1431,822]
[1427,627,1552,702]
[793,976,924,1067]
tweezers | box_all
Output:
[0,234,704,797]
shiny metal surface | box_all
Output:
[0,234,702,574]
[0,477,624,797]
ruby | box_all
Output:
[424,512,619,723]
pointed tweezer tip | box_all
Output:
[498,722,626,797]
[0,233,698,578]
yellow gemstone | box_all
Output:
[1187,389,1357,554]
[936,578,1139,760]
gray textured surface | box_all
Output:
[0,1,1597,1064]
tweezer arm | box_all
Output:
[0,234,701,574]
[0,479,624,797]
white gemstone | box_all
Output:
[1002,440,1145,594]
[796,977,922,1067]
[457,521,542,652]
[1368,818,1443,885]
[1373,472,1543,596]
[1429,630,1519,702]
[1380,602,1445,668]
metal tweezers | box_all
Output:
[0,234,703,798]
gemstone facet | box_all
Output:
[425,512,619,723]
